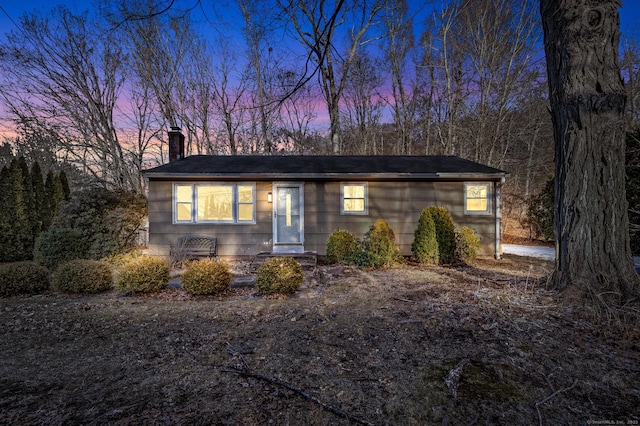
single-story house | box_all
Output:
[143,128,507,259]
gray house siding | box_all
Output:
[303,180,496,257]
[148,179,497,258]
[148,181,274,257]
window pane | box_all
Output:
[238,186,253,203]
[467,185,487,199]
[198,185,232,221]
[176,185,192,203]
[285,193,292,226]
[176,203,192,221]
[467,199,488,211]
[344,185,364,199]
[238,204,253,221]
[465,183,489,212]
[344,199,365,212]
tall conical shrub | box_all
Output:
[59,170,71,200]
[0,166,13,261]
[44,170,65,227]
[412,208,439,265]
[9,158,34,261]
[30,161,46,240]
[425,206,457,265]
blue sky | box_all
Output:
[0,1,638,138]
[2,1,640,41]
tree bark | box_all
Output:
[540,0,639,304]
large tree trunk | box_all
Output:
[540,0,639,304]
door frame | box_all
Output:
[272,182,305,253]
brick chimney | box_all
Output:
[168,126,185,162]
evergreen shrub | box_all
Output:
[116,256,169,293]
[0,261,50,297]
[53,260,113,294]
[425,207,457,265]
[34,227,88,270]
[181,260,232,296]
[358,219,402,268]
[326,229,359,264]
[412,208,439,265]
[53,187,147,260]
[455,226,481,264]
[256,257,304,295]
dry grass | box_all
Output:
[1,255,639,425]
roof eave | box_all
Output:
[143,172,507,181]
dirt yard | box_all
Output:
[1,256,639,425]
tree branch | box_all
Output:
[534,379,578,426]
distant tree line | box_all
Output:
[0,157,69,262]
[0,0,638,238]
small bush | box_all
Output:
[412,208,439,265]
[358,219,402,268]
[0,261,50,297]
[181,260,232,296]
[53,260,113,294]
[326,229,359,264]
[456,226,480,264]
[116,256,169,293]
[425,207,457,265]
[256,257,304,295]
[34,227,89,270]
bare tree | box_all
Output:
[381,0,415,154]
[0,6,142,190]
[107,0,217,157]
[418,2,467,156]
[447,0,541,167]
[276,69,320,154]
[121,81,165,188]
[621,35,640,130]
[540,0,640,305]
[237,0,281,154]
[341,49,384,154]
[210,39,249,155]
[276,0,386,154]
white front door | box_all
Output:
[273,183,304,253]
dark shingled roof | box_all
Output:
[143,155,506,180]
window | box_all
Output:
[341,183,368,215]
[174,183,255,223]
[464,182,491,214]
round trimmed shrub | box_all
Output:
[116,256,169,293]
[326,229,359,264]
[181,260,232,296]
[359,219,402,268]
[456,226,481,264]
[412,208,439,265]
[0,261,50,297]
[53,260,113,294]
[425,206,457,265]
[34,227,89,270]
[256,257,304,295]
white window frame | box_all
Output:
[173,183,256,224]
[464,182,492,215]
[340,182,368,215]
